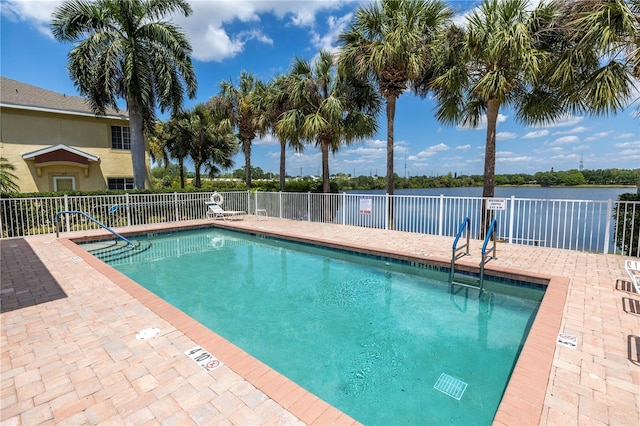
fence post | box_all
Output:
[279,191,283,219]
[64,194,70,232]
[384,194,389,230]
[438,194,444,236]
[125,193,131,227]
[341,192,346,225]
[508,195,515,244]
[603,199,612,255]
[254,191,258,216]
[174,192,179,222]
[307,192,311,222]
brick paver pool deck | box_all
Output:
[1,217,638,425]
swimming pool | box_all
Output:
[82,228,544,425]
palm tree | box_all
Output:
[209,72,267,189]
[430,0,570,233]
[0,157,20,193]
[339,0,452,197]
[550,0,638,113]
[263,75,304,191]
[551,0,639,193]
[148,121,171,168]
[51,0,197,190]
[163,116,192,188]
[277,50,380,194]
[172,104,238,188]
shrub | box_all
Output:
[614,193,640,255]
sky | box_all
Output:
[1,0,638,178]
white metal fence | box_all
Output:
[1,191,638,256]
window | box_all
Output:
[108,178,134,190]
[111,126,131,150]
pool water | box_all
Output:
[84,228,543,425]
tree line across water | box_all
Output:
[151,166,639,193]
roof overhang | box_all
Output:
[0,102,129,121]
[23,144,100,162]
[22,144,100,177]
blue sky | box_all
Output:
[1,0,638,178]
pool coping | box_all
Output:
[63,220,569,425]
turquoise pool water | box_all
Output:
[84,228,544,425]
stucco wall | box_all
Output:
[0,107,150,192]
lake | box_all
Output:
[352,186,636,201]
[342,186,637,252]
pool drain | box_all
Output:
[136,327,160,340]
[434,373,467,400]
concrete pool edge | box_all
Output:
[65,220,570,424]
[58,237,358,425]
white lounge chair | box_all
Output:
[206,202,245,220]
[625,260,640,294]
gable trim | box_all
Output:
[22,144,100,162]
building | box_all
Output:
[0,77,150,192]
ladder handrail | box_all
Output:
[479,218,498,294]
[450,217,471,284]
[482,218,498,259]
[54,210,136,246]
[452,217,471,254]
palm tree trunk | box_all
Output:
[386,95,396,229]
[178,158,185,188]
[194,161,202,188]
[481,98,500,237]
[243,140,252,189]
[127,96,148,190]
[321,139,330,193]
[386,96,396,196]
[279,139,286,191]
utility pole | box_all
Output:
[404,153,407,178]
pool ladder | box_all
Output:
[54,210,137,247]
[449,217,497,294]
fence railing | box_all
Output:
[2,191,638,256]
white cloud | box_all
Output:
[2,0,349,62]
[496,132,517,141]
[585,131,611,142]
[456,113,508,130]
[615,140,640,148]
[522,130,549,139]
[253,132,278,146]
[550,153,579,161]
[496,151,535,163]
[1,0,63,36]
[553,126,589,135]
[533,114,584,129]
[310,12,352,54]
[456,144,471,151]
[413,143,449,158]
[616,133,637,139]
[551,135,580,145]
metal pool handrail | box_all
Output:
[54,210,137,246]
[479,219,498,294]
[450,217,471,285]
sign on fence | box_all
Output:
[486,198,507,211]
[359,196,372,215]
